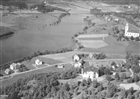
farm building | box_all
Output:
[73,62,82,68]
[5,68,11,75]
[56,65,64,68]
[35,59,42,66]
[72,54,80,62]
[125,23,140,38]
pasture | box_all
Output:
[79,40,108,49]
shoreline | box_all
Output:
[0,11,76,69]
[0,31,14,39]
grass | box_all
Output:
[126,41,140,55]
[38,57,62,65]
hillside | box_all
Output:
[1,0,140,6]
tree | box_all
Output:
[92,80,99,88]
[127,92,133,99]
[135,37,140,41]
[111,62,116,66]
[8,91,20,99]
[133,74,139,82]
[120,73,126,81]
[130,36,134,41]
[115,72,120,81]
[106,75,112,83]
[104,68,111,75]
[107,84,117,98]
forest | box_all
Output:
[1,54,140,99]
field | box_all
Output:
[79,40,108,49]
[77,34,108,38]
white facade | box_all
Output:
[5,69,11,74]
[89,54,93,59]
[10,63,17,71]
[73,62,81,68]
[35,59,42,66]
[125,23,140,38]
[81,71,99,81]
[57,65,64,68]
[73,54,80,62]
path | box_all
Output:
[0,62,72,82]
[0,58,125,82]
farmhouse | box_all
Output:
[35,59,42,66]
[73,62,82,68]
[10,63,18,71]
[5,68,11,75]
[125,23,140,38]
[72,54,80,62]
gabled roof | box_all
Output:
[128,24,140,34]
[83,66,98,73]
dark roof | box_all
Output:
[83,66,98,73]
[128,24,140,33]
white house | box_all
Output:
[125,23,140,38]
[57,65,64,69]
[89,53,93,59]
[73,54,80,62]
[5,68,11,75]
[10,63,17,71]
[35,59,42,66]
[73,62,82,68]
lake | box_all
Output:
[1,12,88,65]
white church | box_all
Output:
[124,23,140,38]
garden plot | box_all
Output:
[79,40,108,49]
[78,34,108,38]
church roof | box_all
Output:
[128,24,140,34]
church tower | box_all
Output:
[125,23,129,34]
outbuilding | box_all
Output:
[57,65,64,69]
[5,68,11,75]
[35,59,42,66]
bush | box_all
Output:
[127,78,134,83]
[106,75,112,82]
[133,74,139,82]
[115,72,120,81]
[120,73,126,81]
[104,68,111,75]
[135,37,140,41]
